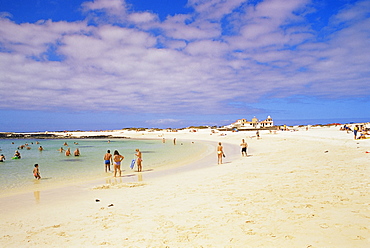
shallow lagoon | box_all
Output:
[0,138,207,196]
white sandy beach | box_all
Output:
[1,125,370,247]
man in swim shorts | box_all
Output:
[104,150,113,172]
[240,139,248,157]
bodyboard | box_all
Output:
[130,159,136,169]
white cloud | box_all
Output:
[128,12,158,23]
[162,14,220,40]
[0,0,369,117]
[186,0,246,21]
[81,0,128,16]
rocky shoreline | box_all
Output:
[0,132,127,139]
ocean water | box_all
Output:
[0,138,207,196]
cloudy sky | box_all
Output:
[0,0,369,131]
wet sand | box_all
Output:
[0,126,369,247]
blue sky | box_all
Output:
[0,0,369,131]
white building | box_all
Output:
[222,116,274,130]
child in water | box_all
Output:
[33,164,41,180]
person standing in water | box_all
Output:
[0,154,5,162]
[217,142,224,164]
[135,149,143,172]
[74,148,80,156]
[104,150,113,172]
[113,150,124,177]
[33,164,41,179]
[65,147,71,156]
[240,139,248,157]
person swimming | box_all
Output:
[14,150,21,159]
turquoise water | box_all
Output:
[0,138,206,195]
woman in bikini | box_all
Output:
[217,142,224,164]
[113,150,124,177]
[135,149,142,172]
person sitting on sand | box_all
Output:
[113,150,124,177]
[358,131,368,139]
[33,164,41,180]
[65,148,71,156]
[135,149,143,172]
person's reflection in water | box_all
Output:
[137,173,143,182]
[34,191,40,204]
[113,177,122,185]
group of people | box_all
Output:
[56,142,80,156]
[60,147,80,156]
[16,141,40,150]
[103,149,142,177]
[217,139,249,165]
[352,125,369,140]
[340,124,369,139]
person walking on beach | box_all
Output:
[135,149,142,172]
[240,139,248,157]
[33,164,41,180]
[113,150,124,177]
[104,150,113,172]
[217,142,224,164]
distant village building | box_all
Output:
[221,116,274,130]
